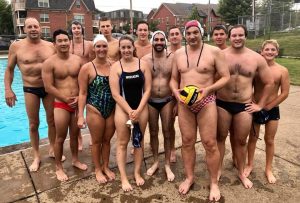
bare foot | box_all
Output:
[178,179,194,195]
[265,170,276,184]
[49,152,66,162]
[78,135,83,151]
[209,183,221,201]
[95,169,107,183]
[29,158,41,172]
[72,160,88,171]
[56,169,69,181]
[146,161,159,176]
[238,174,253,189]
[121,179,133,192]
[135,174,145,186]
[103,167,116,181]
[244,165,253,178]
[130,147,134,155]
[165,165,175,182]
[170,149,177,163]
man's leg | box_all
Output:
[42,94,57,157]
[54,108,70,181]
[160,101,175,181]
[102,112,116,181]
[197,103,221,201]
[264,120,278,183]
[115,106,132,191]
[244,123,260,177]
[233,112,253,188]
[216,107,232,179]
[24,93,41,172]
[86,107,107,183]
[69,112,87,170]
[147,105,160,176]
[177,103,197,194]
[170,103,178,163]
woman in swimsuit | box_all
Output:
[109,35,152,191]
[77,35,116,183]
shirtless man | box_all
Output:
[43,29,87,181]
[211,25,228,50]
[216,25,273,189]
[245,40,290,184]
[4,17,56,171]
[69,20,94,149]
[99,17,120,62]
[170,20,230,201]
[142,31,175,181]
[134,21,152,59]
[167,26,183,162]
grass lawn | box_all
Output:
[276,58,300,86]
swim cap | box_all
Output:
[93,34,107,46]
[184,20,204,36]
[150,30,168,44]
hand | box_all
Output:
[245,102,262,113]
[174,89,185,104]
[5,89,17,107]
[67,96,78,109]
[77,116,86,129]
[130,109,141,123]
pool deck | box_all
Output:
[1,86,300,203]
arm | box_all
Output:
[4,42,18,107]
[109,64,133,115]
[256,57,274,109]
[169,52,183,103]
[265,67,290,110]
[77,64,90,128]
[131,60,152,121]
[205,49,230,96]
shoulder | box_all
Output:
[275,62,289,74]
[141,52,152,61]
[44,54,57,67]
[111,60,121,72]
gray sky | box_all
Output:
[95,0,219,14]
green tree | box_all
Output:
[188,6,201,22]
[0,0,14,35]
[218,0,252,25]
[149,20,159,32]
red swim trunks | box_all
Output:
[54,101,76,113]
[189,94,216,114]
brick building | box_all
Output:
[11,0,98,40]
[148,3,222,34]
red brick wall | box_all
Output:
[151,5,176,33]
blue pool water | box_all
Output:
[0,59,48,147]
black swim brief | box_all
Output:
[253,106,280,124]
[216,99,247,115]
[23,86,48,98]
[148,96,174,112]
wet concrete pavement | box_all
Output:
[0,86,300,203]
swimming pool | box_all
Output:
[0,59,48,147]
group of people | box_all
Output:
[4,16,289,201]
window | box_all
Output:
[76,0,80,8]
[40,13,49,23]
[41,27,50,38]
[120,11,124,18]
[74,14,84,24]
[38,0,49,8]
[138,12,142,18]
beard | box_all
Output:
[153,44,165,52]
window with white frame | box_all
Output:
[40,13,49,23]
[41,27,50,38]
[38,0,49,8]
[74,14,84,24]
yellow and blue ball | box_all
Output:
[180,85,201,106]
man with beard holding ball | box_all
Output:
[142,31,175,181]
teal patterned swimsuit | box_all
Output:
[87,61,115,119]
